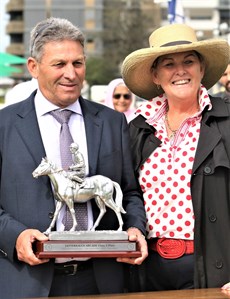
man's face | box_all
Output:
[28,40,86,108]
[219,64,230,92]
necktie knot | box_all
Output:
[50,109,73,124]
[50,109,74,169]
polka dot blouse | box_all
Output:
[136,85,212,240]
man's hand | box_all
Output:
[15,229,49,266]
[116,227,148,265]
[221,282,230,297]
[222,282,230,290]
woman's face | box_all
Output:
[112,85,132,113]
[152,51,205,101]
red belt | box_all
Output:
[149,238,194,259]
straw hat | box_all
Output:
[121,24,230,100]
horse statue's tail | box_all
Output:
[113,181,126,214]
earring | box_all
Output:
[157,84,161,90]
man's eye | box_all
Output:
[55,62,65,67]
[74,61,83,66]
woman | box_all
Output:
[104,78,136,122]
[122,24,230,290]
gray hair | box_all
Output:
[30,17,85,61]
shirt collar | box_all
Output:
[35,88,83,117]
[136,84,212,123]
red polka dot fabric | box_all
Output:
[136,85,212,240]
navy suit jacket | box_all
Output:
[0,93,146,299]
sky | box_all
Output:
[0,0,10,52]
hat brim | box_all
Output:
[121,39,229,100]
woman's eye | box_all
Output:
[185,60,193,65]
[164,62,173,67]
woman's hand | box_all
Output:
[222,282,230,290]
[116,227,148,265]
[221,282,230,297]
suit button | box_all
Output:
[204,166,212,174]
[48,212,54,219]
[215,260,223,269]
[209,214,217,222]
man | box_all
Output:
[0,17,147,299]
[213,62,230,100]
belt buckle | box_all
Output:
[64,263,78,276]
[156,238,186,259]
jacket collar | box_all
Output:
[130,96,230,174]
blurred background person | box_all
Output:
[104,78,136,122]
[81,79,90,99]
[213,62,230,100]
[4,78,38,106]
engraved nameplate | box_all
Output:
[43,241,136,252]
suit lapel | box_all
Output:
[192,122,221,174]
[79,97,103,176]
[14,95,46,166]
[192,97,230,174]
[14,96,103,177]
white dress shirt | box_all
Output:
[34,89,93,231]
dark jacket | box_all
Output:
[0,93,146,299]
[129,96,230,288]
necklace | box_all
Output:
[165,111,178,139]
[165,104,200,139]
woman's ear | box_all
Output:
[152,68,160,85]
[200,62,205,81]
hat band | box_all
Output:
[160,40,192,47]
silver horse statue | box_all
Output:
[32,157,126,234]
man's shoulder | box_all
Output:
[0,96,34,122]
[80,97,124,118]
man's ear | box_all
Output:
[27,57,39,78]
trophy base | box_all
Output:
[35,231,141,258]
[35,240,141,258]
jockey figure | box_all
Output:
[67,143,86,187]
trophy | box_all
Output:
[32,143,141,258]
